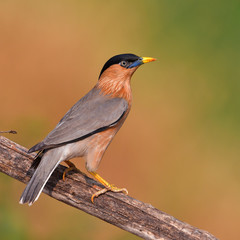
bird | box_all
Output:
[19,53,156,205]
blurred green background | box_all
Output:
[1,0,240,239]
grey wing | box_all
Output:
[29,88,128,152]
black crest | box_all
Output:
[99,53,140,78]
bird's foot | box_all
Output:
[62,160,81,181]
[91,185,128,203]
[89,171,128,203]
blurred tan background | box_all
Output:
[1,1,240,239]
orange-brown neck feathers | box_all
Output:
[96,64,137,103]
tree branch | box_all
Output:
[0,130,17,134]
[0,136,218,240]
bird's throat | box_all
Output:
[97,65,134,104]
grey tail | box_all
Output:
[19,149,61,206]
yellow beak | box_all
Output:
[141,57,157,64]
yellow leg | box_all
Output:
[89,171,128,203]
[62,160,81,181]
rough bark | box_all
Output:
[0,136,218,240]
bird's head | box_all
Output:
[97,53,156,100]
[99,53,156,79]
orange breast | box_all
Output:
[96,64,138,105]
[85,126,121,172]
[85,64,137,172]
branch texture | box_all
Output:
[0,136,218,240]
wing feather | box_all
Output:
[29,88,128,152]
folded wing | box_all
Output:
[29,88,128,152]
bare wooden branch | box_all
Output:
[0,136,218,240]
[0,130,17,134]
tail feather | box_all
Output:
[20,149,62,205]
[31,150,45,169]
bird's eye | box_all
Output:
[120,61,127,67]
